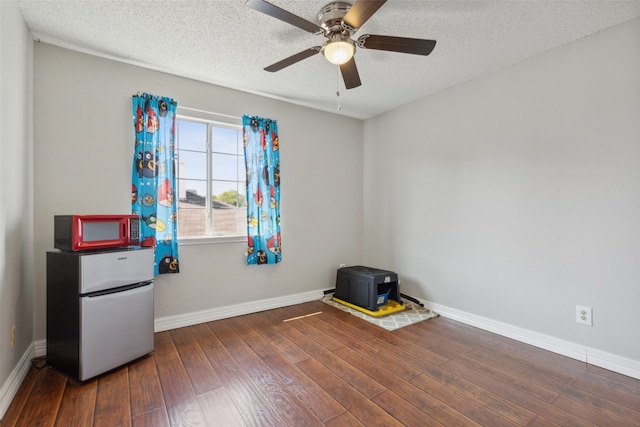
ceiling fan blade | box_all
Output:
[340,57,362,90]
[264,47,321,72]
[358,34,436,56]
[342,0,387,30]
[246,0,323,34]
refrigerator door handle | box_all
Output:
[82,280,153,298]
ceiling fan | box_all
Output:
[246,0,436,89]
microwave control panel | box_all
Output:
[130,217,140,242]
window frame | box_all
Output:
[175,108,246,245]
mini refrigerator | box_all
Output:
[47,247,154,381]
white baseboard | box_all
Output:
[0,343,36,420]
[154,289,327,332]
[421,299,640,380]
[34,339,46,358]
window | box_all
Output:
[176,111,246,241]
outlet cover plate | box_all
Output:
[576,305,592,326]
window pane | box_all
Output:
[212,153,238,181]
[177,151,206,180]
[178,179,206,206]
[178,121,207,151]
[212,178,244,235]
[212,180,245,207]
[212,126,240,154]
[178,206,207,238]
[237,156,246,181]
[211,207,245,236]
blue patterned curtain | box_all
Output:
[131,93,179,275]
[243,115,281,265]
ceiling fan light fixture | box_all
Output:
[323,39,355,65]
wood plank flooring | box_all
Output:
[2,300,640,426]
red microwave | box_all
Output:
[54,215,140,251]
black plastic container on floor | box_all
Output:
[334,266,401,311]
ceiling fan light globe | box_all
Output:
[323,40,355,65]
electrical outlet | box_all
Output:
[576,305,592,326]
[339,263,346,268]
[11,326,16,349]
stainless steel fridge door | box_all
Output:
[79,247,153,294]
[79,282,154,380]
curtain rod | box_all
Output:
[176,106,241,121]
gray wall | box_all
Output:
[363,17,640,361]
[0,1,34,392]
[32,43,364,340]
[3,2,639,404]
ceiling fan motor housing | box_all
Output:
[318,2,353,35]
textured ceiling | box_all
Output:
[17,0,640,119]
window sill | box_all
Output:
[178,236,246,246]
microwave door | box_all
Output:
[83,221,121,243]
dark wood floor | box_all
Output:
[2,299,640,426]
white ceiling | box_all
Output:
[16,0,640,119]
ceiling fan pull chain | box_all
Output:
[336,64,341,110]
